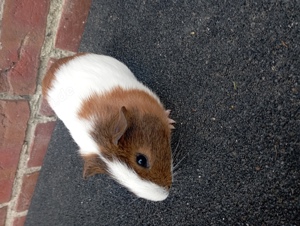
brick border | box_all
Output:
[0,0,91,225]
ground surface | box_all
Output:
[26,1,299,225]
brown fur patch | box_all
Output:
[78,87,167,122]
[82,153,107,178]
[78,87,172,188]
[42,53,87,97]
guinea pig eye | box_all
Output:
[136,154,149,168]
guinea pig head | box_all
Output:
[83,106,173,201]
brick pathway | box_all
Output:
[0,1,91,225]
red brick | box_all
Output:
[0,154,19,203]
[39,97,55,117]
[0,206,7,226]
[12,215,26,226]
[0,0,50,95]
[0,100,30,203]
[55,0,92,51]
[15,172,39,212]
[27,121,56,167]
[39,58,57,117]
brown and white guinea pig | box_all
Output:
[42,53,175,201]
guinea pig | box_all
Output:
[42,53,175,201]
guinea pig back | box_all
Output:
[42,53,173,201]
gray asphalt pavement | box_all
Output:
[26,1,299,225]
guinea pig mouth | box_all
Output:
[104,158,169,201]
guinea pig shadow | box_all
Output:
[98,183,184,225]
[82,172,179,225]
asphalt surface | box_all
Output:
[26,1,299,225]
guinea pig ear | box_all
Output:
[82,154,106,178]
[111,106,128,145]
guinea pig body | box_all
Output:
[42,53,173,201]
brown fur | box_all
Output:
[82,154,107,178]
[42,53,87,97]
[78,87,172,189]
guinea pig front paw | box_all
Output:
[165,109,176,129]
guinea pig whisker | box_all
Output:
[172,134,182,160]
[173,154,187,172]
[172,167,184,179]
[128,196,140,205]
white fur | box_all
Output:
[103,158,169,201]
[46,54,161,155]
